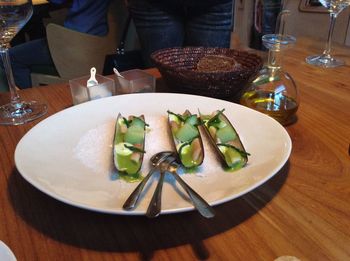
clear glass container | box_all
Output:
[69,74,115,105]
[240,34,298,125]
[115,69,156,95]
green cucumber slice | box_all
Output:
[225,147,243,166]
[124,125,144,144]
[130,117,146,128]
[116,154,141,175]
[114,142,142,175]
[185,114,199,125]
[179,143,192,167]
[175,123,198,142]
[218,144,246,169]
[216,125,236,143]
[178,138,203,168]
[178,142,198,168]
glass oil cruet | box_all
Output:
[240,10,298,126]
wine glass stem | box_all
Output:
[0,48,20,105]
[323,12,337,56]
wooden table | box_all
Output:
[33,0,49,5]
[0,37,349,261]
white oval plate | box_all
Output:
[0,241,16,261]
[15,93,291,215]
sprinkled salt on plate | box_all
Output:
[72,115,220,180]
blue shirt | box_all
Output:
[49,0,112,36]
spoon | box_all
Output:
[87,67,98,87]
[146,156,176,218]
[122,151,173,210]
[151,151,215,218]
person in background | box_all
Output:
[1,0,112,89]
[250,0,282,50]
[127,0,234,67]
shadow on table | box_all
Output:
[8,162,289,260]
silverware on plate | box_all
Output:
[149,151,215,218]
[123,150,215,219]
[165,160,215,218]
[122,152,172,210]
[146,156,176,218]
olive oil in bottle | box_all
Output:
[240,90,298,125]
[240,30,299,126]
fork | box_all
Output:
[146,157,176,218]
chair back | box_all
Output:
[46,23,116,79]
[31,0,140,86]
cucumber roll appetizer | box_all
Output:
[200,109,249,170]
[113,113,147,178]
[167,110,204,168]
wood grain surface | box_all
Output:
[0,37,349,261]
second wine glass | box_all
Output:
[306,0,350,68]
[0,0,47,125]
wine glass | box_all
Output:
[0,0,47,125]
[306,0,350,68]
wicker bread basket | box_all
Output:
[151,47,263,100]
